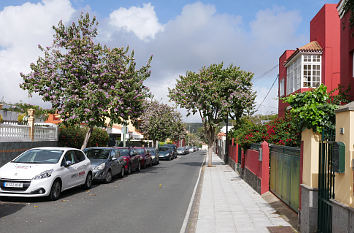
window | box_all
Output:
[75,151,86,162]
[302,54,321,88]
[286,57,301,94]
[279,78,285,97]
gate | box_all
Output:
[269,145,300,212]
[317,128,335,233]
[238,146,241,164]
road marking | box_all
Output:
[179,153,206,233]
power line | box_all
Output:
[255,75,278,113]
[253,64,278,80]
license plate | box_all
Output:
[4,182,23,188]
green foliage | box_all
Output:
[169,63,255,148]
[17,113,26,123]
[232,114,301,149]
[0,114,3,123]
[59,125,108,148]
[20,13,151,149]
[138,100,186,143]
[2,102,52,121]
[282,84,338,133]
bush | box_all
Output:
[18,113,26,123]
[59,125,109,149]
[0,114,3,123]
[232,114,301,149]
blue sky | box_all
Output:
[0,0,340,121]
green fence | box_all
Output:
[270,144,300,212]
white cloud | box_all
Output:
[109,3,164,41]
[0,0,75,105]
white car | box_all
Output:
[0,147,93,201]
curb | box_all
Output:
[179,153,206,233]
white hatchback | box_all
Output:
[0,147,93,200]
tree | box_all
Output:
[20,13,152,149]
[169,63,255,166]
[138,100,185,147]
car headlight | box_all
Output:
[32,169,54,180]
[95,163,105,171]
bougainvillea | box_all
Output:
[20,13,152,149]
[138,100,185,146]
[169,63,255,165]
[233,114,301,149]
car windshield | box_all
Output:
[117,149,130,156]
[177,147,184,150]
[12,149,63,164]
[159,147,170,152]
[84,149,110,160]
[135,148,145,154]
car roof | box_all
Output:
[30,147,80,151]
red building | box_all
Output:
[278,4,341,116]
[338,0,354,100]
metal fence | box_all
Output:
[269,144,300,212]
[0,124,58,142]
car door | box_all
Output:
[109,150,120,176]
[129,149,139,170]
[61,150,78,189]
[73,150,89,185]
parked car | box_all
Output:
[115,147,141,174]
[134,147,152,168]
[158,146,173,161]
[0,147,93,201]
[163,144,177,159]
[147,148,159,165]
[188,146,194,153]
[84,147,125,183]
[177,147,187,155]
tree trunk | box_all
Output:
[208,141,213,167]
[81,126,93,150]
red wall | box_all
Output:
[278,4,341,117]
[310,4,340,94]
[278,50,295,117]
[340,7,354,100]
[245,149,262,178]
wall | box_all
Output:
[339,5,354,100]
[0,141,58,167]
[278,50,295,117]
[301,129,320,188]
[310,4,340,94]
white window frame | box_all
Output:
[301,54,321,88]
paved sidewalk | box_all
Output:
[195,153,293,233]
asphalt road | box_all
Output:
[0,150,205,233]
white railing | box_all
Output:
[0,124,58,142]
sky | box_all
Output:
[0,0,339,122]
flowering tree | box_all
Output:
[169,63,255,166]
[20,13,152,149]
[138,100,185,147]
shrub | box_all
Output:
[18,113,26,123]
[59,125,109,149]
[0,114,3,123]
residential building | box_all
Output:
[278,4,340,116]
[338,0,354,100]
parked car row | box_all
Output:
[0,146,163,201]
[176,146,198,155]
[0,144,198,201]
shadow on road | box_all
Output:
[0,202,26,218]
[179,162,203,167]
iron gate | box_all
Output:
[238,146,242,164]
[317,128,335,233]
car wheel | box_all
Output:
[136,162,141,172]
[49,179,61,201]
[105,170,113,183]
[83,172,93,189]
[168,156,171,161]
[119,167,125,178]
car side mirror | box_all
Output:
[112,157,117,161]
[64,161,72,167]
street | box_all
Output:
[0,151,205,233]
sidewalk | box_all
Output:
[195,153,294,233]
